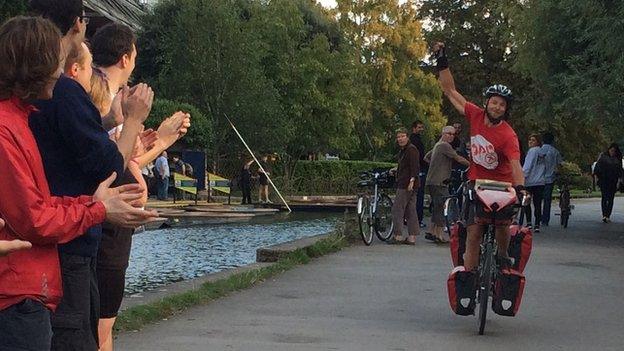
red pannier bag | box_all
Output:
[492,268,526,317]
[449,222,467,267]
[447,266,476,316]
[507,224,532,273]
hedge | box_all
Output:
[558,161,592,190]
[273,160,396,195]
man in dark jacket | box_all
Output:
[29,1,153,349]
[410,120,428,227]
[390,128,421,245]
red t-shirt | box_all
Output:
[464,102,520,183]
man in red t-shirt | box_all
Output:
[433,42,527,272]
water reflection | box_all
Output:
[125,212,341,294]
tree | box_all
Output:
[137,0,286,172]
[146,99,213,150]
[253,0,366,164]
[336,0,445,159]
[512,0,623,165]
[418,0,534,132]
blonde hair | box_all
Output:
[64,41,88,73]
[89,68,111,116]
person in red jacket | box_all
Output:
[0,16,158,350]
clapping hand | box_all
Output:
[0,219,32,256]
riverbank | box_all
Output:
[115,223,355,332]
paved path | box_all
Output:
[117,198,624,351]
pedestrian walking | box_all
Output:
[523,134,546,232]
[593,143,623,223]
[540,132,563,226]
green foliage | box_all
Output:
[336,0,445,160]
[418,0,534,140]
[274,160,396,195]
[558,161,592,190]
[511,0,624,166]
[137,0,368,173]
[0,0,27,24]
[252,0,366,159]
[146,99,213,149]
[138,0,285,164]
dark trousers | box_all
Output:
[0,299,51,350]
[542,183,554,225]
[50,253,99,351]
[241,181,252,204]
[525,185,545,226]
[416,173,426,224]
[600,183,617,217]
[157,176,169,200]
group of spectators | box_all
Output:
[389,120,566,243]
[391,117,624,242]
[0,1,191,350]
[148,152,195,201]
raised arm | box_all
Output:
[433,42,468,115]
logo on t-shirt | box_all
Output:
[471,134,498,170]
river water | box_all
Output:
[125,212,341,294]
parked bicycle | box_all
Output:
[356,169,395,245]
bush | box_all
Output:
[558,161,592,190]
[146,99,213,149]
[274,160,396,195]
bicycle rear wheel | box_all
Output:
[374,193,394,241]
[478,241,494,335]
[358,195,374,245]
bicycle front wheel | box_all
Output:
[374,193,394,241]
[561,210,570,228]
[357,195,374,245]
[478,242,494,335]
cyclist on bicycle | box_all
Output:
[433,42,527,271]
